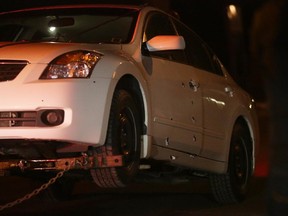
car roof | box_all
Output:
[0,4,144,15]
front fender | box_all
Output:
[93,55,152,158]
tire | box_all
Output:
[90,89,141,188]
[209,122,252,204]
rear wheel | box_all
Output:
[209,122,252,204]
[90,89,141,187]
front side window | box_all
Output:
[143,12,176,42]
[0,8,139,44]
[143,12,186,63]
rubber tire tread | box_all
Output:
[209,122,252,204]
[90,90,140,188]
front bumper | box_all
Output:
[0,72,112,146]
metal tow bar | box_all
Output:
[0,154,123,212]
[0,154,123,171]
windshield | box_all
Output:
[0,7,139,44]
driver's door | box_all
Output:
[143,12,203,155]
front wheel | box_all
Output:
[209,122,252,204]
[90,89,141,188]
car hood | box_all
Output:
[0,42,122,63]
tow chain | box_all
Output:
[0,161,72,212]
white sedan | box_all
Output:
[0,4,259,204]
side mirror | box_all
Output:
[145,35,185,52]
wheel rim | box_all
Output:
[232,136,249,190]
[118,107,137,168]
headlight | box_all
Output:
[40,50,101,79]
